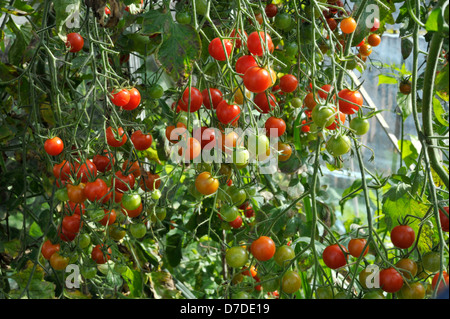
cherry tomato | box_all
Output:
[379,267,404,293]
[67,183,87,203]
[216,100,241,125]
[226,186,247,207]
[202,88,223,109]
[370,17,380,32]
[235,55,258,77]
[175,11,191,24]
[229,215,243,229]
[178,137,202,161]
[312,104,336,127]
[114,171,135,193]
[395,258,418,280]
[110,89,131,107]
[247,31,274,56]
[140,171,161,192]
[390,224,415,249]
[74,159,97,183]
[122,87,141,111]
[348,238,369,258]
[93,150,114,172]
[106,126,127,147]
[368,33,381,47]
[84,178,108,202]
[149,84,164,99]
[325,110,346,130]
[359,43,373,56]
[254,92,277,113]
[422,251,441,273]
[65,201,85,215]
[277,142,292,162]
[179,87,203,112]
[130,223,147,238]
[91,244,112,264]
[322,244,347,269]
[275,13,293,30]
[265,3,278,18]
[41,240,60,260]
[303,92,317,110]
[340,17,357,34]
[66,33,84,53]
[431,271,449,293]
[165,122,187,144]
[326,18,338,31]
[338,89,363,115]
[229,29,247,48]
[44,137,64,156]
[326,135,352,156]
[318,84,334,101]
[350,117,370,135]
[50,252,70,270]
[121,193,142,211]
[250,236,276,261]
[225,246,249,268]
[122,202,143,218]
[53,160,72,181]
[274,245,295,267]
[122,160,142,178]
[398,282,425,299]
[265,116,286,137]
[193,126,217,150]
[131,130,153,150]
[243,66,272,93]
[195,172,219,195]
[99,209,117,226]
[439,207,449,232]
[279,74,298,93]
[281,270,302,294]
[220,205,239,222]
[208,37,233,61]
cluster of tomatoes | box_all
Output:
[320,210,449,298]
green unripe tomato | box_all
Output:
[88,208,106,222]
[113,263,128,274]
[350,117,370,136]
[175,11,191,24]
[261,275,280,293]
[291,97,302,108]
[78,233,91,249]
[55,188,69,202]
[312,104,336,127]
[194,0,208,15]
[220,205,239,222]
[129,223,147,239]
[233,147,249,169]
[231,291,251,299]
[275,13,293,30]
[121,193,142,211]
[109,224,127,241]
[226,186,247,207]
[149,84,164,99]
[326,135,352,157]
[81,266,97,279]
[316,286,333,299]
[155,207,167,221]
[225,246,249,268]
[151,189,162,200]
[284,42,298,57]
[274,245,295,267]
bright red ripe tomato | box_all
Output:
[229,29,247,48]
[368,34,381,47]
[202,88,223,109]
[235,55,258,77]
[122,87,141,110]
[338,89,363,115]
[122,202,143,218]
[265,116,286,137]
[208,37,233,61]
[75,159,97,183]
[131,130,153,150]
[322,244,348,269]
[250,236,276,261]
[41,240,60,260]
[44,137,64,156]
[279,74,298,93]
[193,126,217,150]
[439,207,449,232]
[65,201,85,215]
[84,178,108,202]
[62,214,83,235]
[114,171,135,193]
[247,31,274,56]
[93,150,114,172]
[301,120,311,133]
[91,244,112,264]
[106,126,127,147]
[122,160,142,178]
[347,238,369,258]
[432,271,449,293]
[110,89,131,107]
[325,110,346,130]
[216,100,241,125]
[99,209,116,226]
[379,267,404,293]
[53,160,72,181]
[140,171,161,192]
[265,3,278,18]
[243,66,272,93]
[253,92,277,114]
[229,215,242,229]
[370,17,380,32]
[66,33,84,52]
[318,84,334,101]
[390,225,415,249]
[179,87,203,112]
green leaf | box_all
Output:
[166,233,183,267]
[383,182,411,201]
[435,63,449,97]
[29,221,43,238]
[122,268,144,298]
[401,37,413,60]
[433,96,449,127]
[377,74,398,86]
[53,0,81,38]
[425,6,445,32]
[7,19,32,66]
[397,91,412,121]
[398,139,419,167]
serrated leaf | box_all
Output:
[377,74,398,86]
[122,267,144,298]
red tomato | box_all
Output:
[230,29,248,48]
[279,74,298,93]
[131,130,153,150]
[93,150,114,173]
[347,238,369,258]
[379,267,404,293]
[65,201,85,215]
[41,240,60,260]
[110,89,131,107]
[114,171,136,193]
[250,236,276,261]
[265,116,286,137]
[338,89,363,115]
[243,66,272,93]
[53,160,73,181]
[62,214,83,235]
[247,31,274,56]
[216,100,241,125]
[165,122,187,143]
[208,37,233,61]
[100,209,116,226]
[265,3,278,17]
[193,126,217,150]
[229,215,243,229]
[178,137,202,161]
[140,172,161,192]
[179,87,203,112]
[44,137,64,156]
[235,55,258,77]
[84,178,108,202]
[432,271,449,293]
[325,109,346,130]
[122,202,143,218]
[318,84,334,101]
[66,183,87,204]
[122,160,142,178]
[390,225,415,249]
[439,207,449,232]
[106,126,127,147]
[254,92,277,114]
[370,17,380,32]
[122,87,141,111]
[91,244,112,264]
[322,244,348,269]
[74,159,97,183]
[202,88,223,109]
[66,33,84,53]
